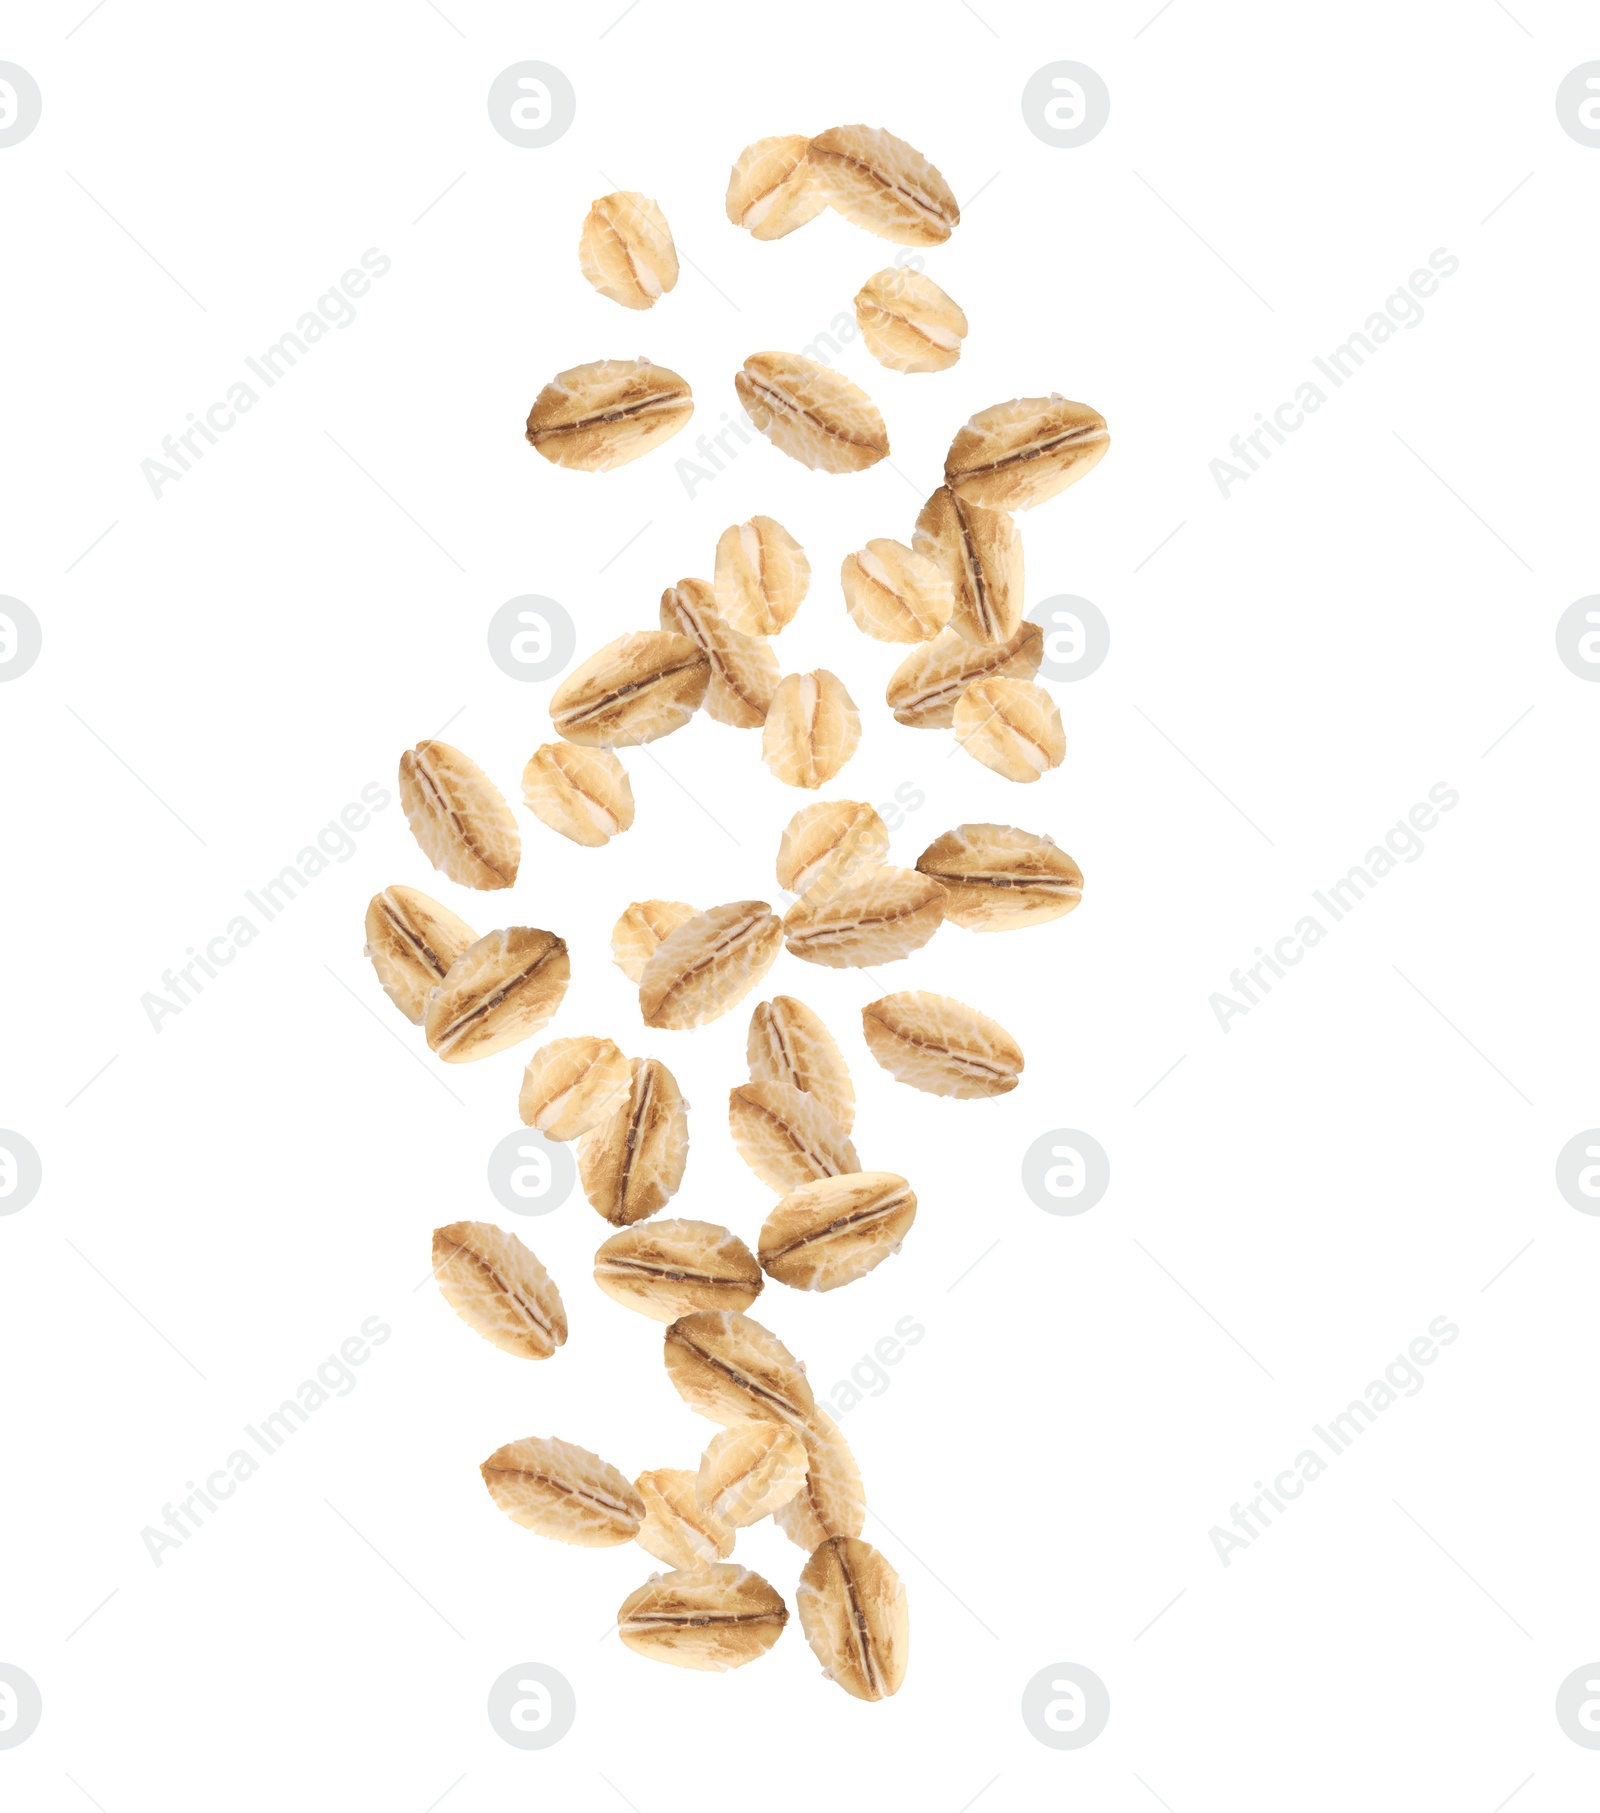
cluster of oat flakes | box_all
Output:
[365,124,1105,1699]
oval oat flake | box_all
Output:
[762,669,861,790]
[759,1172,917,1292]
[424,927,570,1063]
[593,1219,763,1323]
[521,742,634,846]
[578,1057,689,1226]
[696,1424,807,1528]
[725,134,827,240]
[915,823,1084,932]
[861,991,1024,1099]
[480,1434,644,1546]
[525,357,693,473]
[775,800,889,900]
[912,486,1025,646]
[634,1469,734,1570]
[886,623,1042,729]
[735,352,889,474]
[944,393,1110,512]
[840,539,953,644]
[432,1221,567,1360]
[854,267,967,373]
[809,124,959,246]
[549,631,710,747]
[774,1409,865,1550]
[518,1035,632,1140]
[797,1536,909,1700]
[663,1309,816,1429]
[952,678,1064,782]
[782,866,946,969]
[659,577,779,729]
[714,515,810,636]
[611,899,697,982]
[578,191,678,310]
[399,740,520,892]
[364,885,478,1024]
[638,900,783,1031]
[746,995,856,1136]
[617,1562,789,1672]
[727,1081,860,1191]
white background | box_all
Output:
[3,1,1598,1807]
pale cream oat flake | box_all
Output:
[840,539,954,643]
[432,1221,567,1360]
[578,1057,689,1226]
[578,191,679,311]
[912,486,1025,646]
[664,1309,816,1429]
[714,515,809,636]
[775,800,889,900]
[952,678,1064,782]
[774,1409,865,1550]
[762,669,861,790]
[480,1434,644,1546]
[634,1468,734,1570]
[364,885,477,1024]
[525,357,693,473]
[725,135,827,240]
[808,124,959,246]
[781,866,946,969]
[617,1563,788,1671]
[746,995,856,1135]
[610,899,697,983]
[696,1424,807,1528]
[885,623,1042,729]
[854,267,967,373]
[944,394,1109,511]
[593,1219,764,1323]
[727,1080,860,1191]
[861,991,1024,1099]
[518,1036,632,1140]
[521,742,635,846]
[424,927,570,1063]
[399,740,520,892]
[549,631,710,747]
[914,823,1083,931]
[659,577,779,729]
[758,1172,917,1292]
[639,900,783,1031]
[797,1536,908,1700]
[735,352,889,474]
